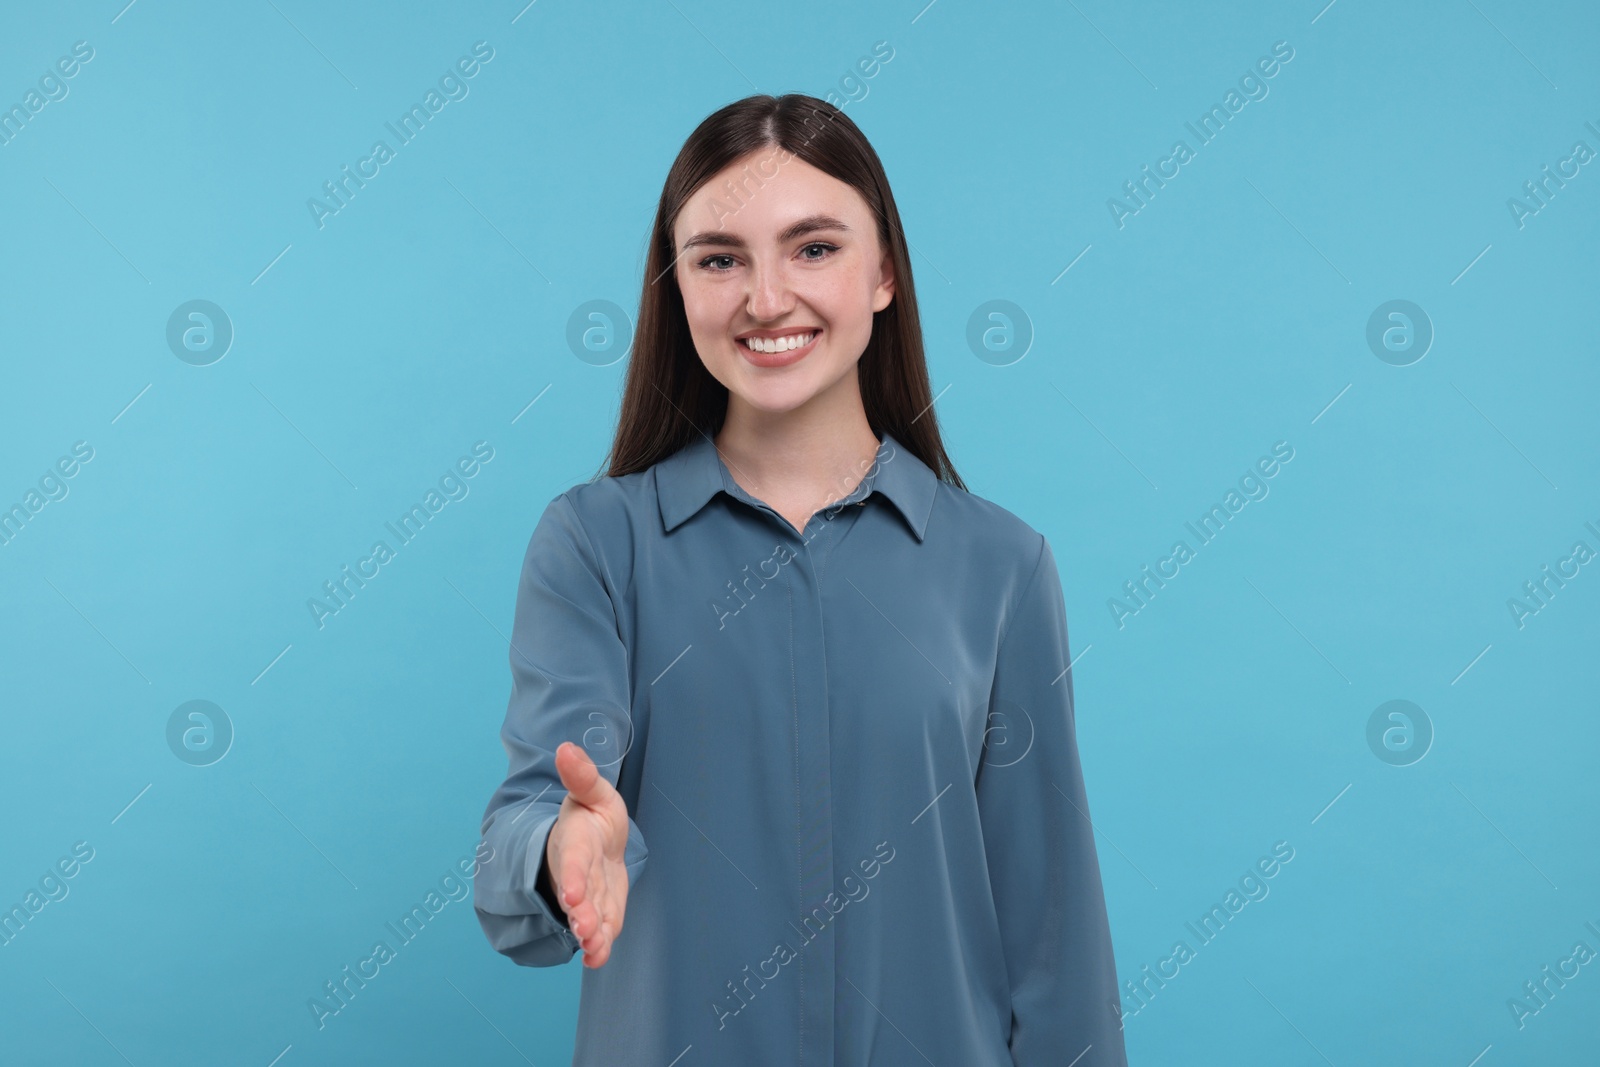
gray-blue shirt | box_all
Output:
[474,430,1127,1066]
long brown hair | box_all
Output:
[596,93,965,492]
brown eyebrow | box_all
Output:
[679,214,852,253]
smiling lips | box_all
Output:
[736,329,821,367]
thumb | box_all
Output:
[555,740,616,810]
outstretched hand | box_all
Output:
[545,741,631,968]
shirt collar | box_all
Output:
[655,429,938,542]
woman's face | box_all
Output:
[672,149,895,419]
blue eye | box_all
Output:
[696,242,840,273]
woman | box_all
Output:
[475,93,1128,1066]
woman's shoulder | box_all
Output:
[537,466,655,544]
[933,480,1051,568]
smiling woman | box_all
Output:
[672,184,895,473]
[473,93,1128,1067]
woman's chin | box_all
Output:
[730,391,816,417]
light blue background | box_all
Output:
[2,0,1596,1063]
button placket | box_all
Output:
[784,533,838,1067]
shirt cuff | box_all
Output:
[523,814,578,944]
[528,813,574,934]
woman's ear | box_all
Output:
[872,248,896,312]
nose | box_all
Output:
[745,257,794,321]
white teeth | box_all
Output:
[741,331,815,354]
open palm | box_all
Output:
[545,741,631,968]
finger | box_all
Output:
[566,873,601,942]
[583,921,613,968]
[595,865,623,939]
[580,916,612,966]
[556,848,592,928]
[554,741,618,811]
[576,856,618,957]
[582,870,622,966]
[575,852,610,944]
[558,822,618,943]
[580,915,613,968]
[555,746,630,863]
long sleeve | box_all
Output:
[474,492,649,967]
[976,535,1128,1065]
